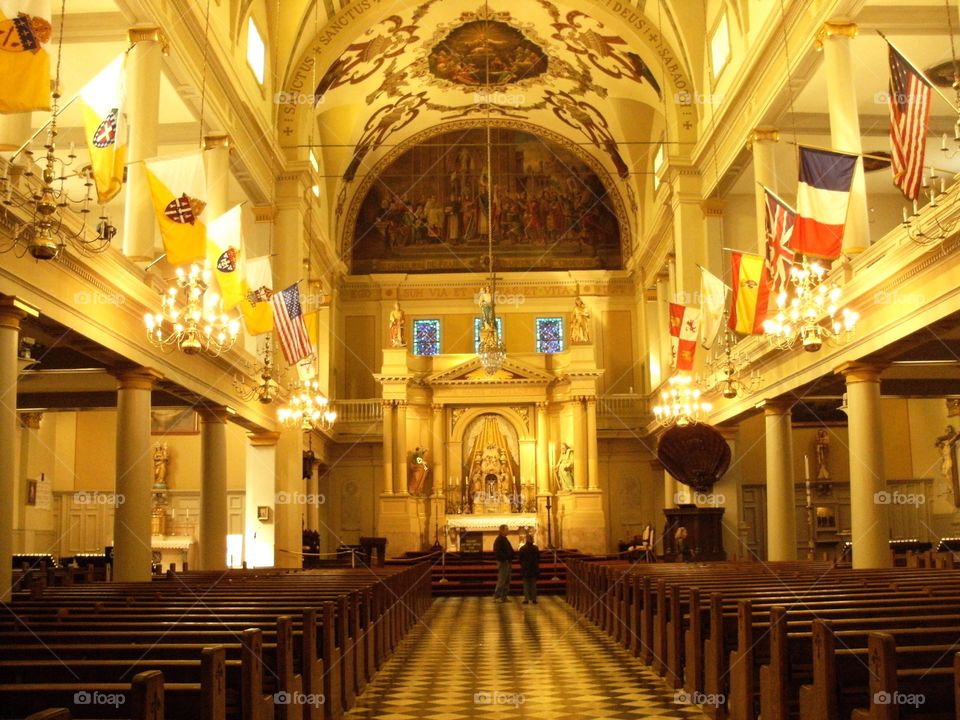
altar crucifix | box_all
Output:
[935,425,960,507]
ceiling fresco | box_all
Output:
[297,0,679,269]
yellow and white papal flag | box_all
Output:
[206,205,246,311]
[0,1,52,113]
[144,152,207,265]
[78,53,126,203]
[241,255,273,336]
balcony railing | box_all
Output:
[335,399,383,424]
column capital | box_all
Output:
[585,396,597,407]
[748,127,780,146]
[947,398,960,418]
[536,401,548,412]
[202,132,230,151]
[816,21,858,48]
[112,367,162,391]
[762,398,794,416]
[836,361,886,384]
[0,297,27,330]
[127,23,169,53]
[716,425,739,441]
[198,404,229,424]
[18,412,42,429]
[431,403,443,413]
[700,198,726,216]
[247,430,281,446]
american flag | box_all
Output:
[887,43,931,201]
[271,284,312,365]
[762,187,795,295]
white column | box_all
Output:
[121,24,163,260]
[535,403,549,495]
[573,398,587,490]
[431,405,445,496]
[199,406,228,570]
[246,432,278,568]
[663,468,677,509]
[382,401,394,495]
[113,368,160,582]
[0,300,25,601]
[203,132,231,218]
[395,401,408,494]
[701,198,725,277]
[764,399,798,561]
[839,363,892,568]
[586,398,599,490]
[750,128,780,255]
[821,22,870,254]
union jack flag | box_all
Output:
[762,186,795,296]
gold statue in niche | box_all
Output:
[460,415,520,514]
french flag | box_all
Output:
[792,147,858,259]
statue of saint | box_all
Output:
[153,443,169,489]
[570,296,591,344]
[815,429,830,480]
[408,447,429,496]
[477,285,494,327]
[556,442,575,491]
[389,301,406,348]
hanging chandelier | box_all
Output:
[704,325,762,399]
[0,7,114,261]
[144,263,240,357]
[653,374,713,427]
[233,340,280,404]
[278,379,336,432]
[762,257,858,352]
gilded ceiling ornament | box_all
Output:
[543,90,629,179]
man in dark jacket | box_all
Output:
[492,524,513,601]
[519,533,540,604]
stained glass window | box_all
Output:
[473,317,503,352]
[536,317,564,354]
[412,319,441,356]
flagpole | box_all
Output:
[721,247,763,257]
[781,139,957,176]
[8,96,80,163]
[877,30,960,114]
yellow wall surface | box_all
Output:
[342,314,378,398]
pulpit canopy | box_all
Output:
[656,423,731,493]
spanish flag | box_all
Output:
[0,1,52,113]
[78,54,125,203]
[207,205,245,311]
[241,255,273,335]
[144,152,207,265]
[728,251,767,335]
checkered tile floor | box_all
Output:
[346,597,709,719]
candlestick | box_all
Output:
[944,133,950,151]
[902,207,909,224]
[804,454,810,481]
[912,199,918,215]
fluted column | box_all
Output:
[839,363,891,568]
[199,405,228,570]
[0,300,25,601]
[586,398,599,490]
[382,401,394,495]
[820,21,870,254]
[764,399,797,561]
[750,128,780,255]
[394,401,407,494]
[573,398,587,490]
[122,24,164,260]
[113,368,161,582]
[431,405,445,496]
[535,402,549,495]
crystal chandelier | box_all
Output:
[762,257,858,352]
[278,379,336,432]
[653,374,713,427]
[144,263,240,357]
[233,341,280,404]
[704,326,762,399]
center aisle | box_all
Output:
[347,596,709,719]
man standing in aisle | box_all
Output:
[519,533,540,604]
[493,524,514,602]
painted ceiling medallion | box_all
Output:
[427,19,548,87]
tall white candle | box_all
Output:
[804,455,810,480]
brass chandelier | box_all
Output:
[277,378,336,432]
[653,374,713,427]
